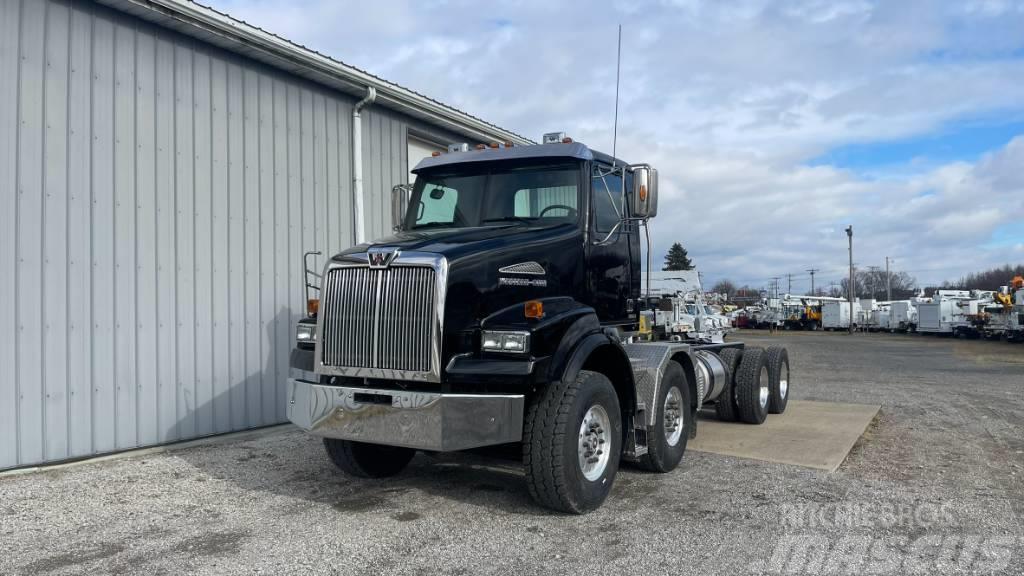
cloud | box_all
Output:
[209,0,1024,290]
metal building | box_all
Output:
[0,0,529,470]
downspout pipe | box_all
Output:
[352,86,377,245]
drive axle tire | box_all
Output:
[765,346,790,414]
[639,360,691,473]
[714,348,742,422]
[523,370,622,514]
[323,439,415,478]
[734,347,770,425]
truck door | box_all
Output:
[587,163,632,326]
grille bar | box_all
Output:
[320,266,437,373]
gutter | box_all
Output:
[352,87,377,245]
[95,0,533,146]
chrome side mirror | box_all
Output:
[391,184,412,231]
[631,165,658,218]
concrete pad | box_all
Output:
[690,400,879,472]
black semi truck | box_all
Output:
[288,133,791,513]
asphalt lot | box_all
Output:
[2,331,1023,575]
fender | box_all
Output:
[480,297,597,358]
[446,298,599,388]
[550,316,637,415]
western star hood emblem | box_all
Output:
[367,247,400,269]
[499,261,547,287]
[498,261,546,275]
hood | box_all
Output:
[337,223,580,265]
[333,223,587,352]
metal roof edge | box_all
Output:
[93,0,534,146]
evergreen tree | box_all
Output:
[663,243,694,271]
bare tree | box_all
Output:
[711,279,737,300]
[941,264,1024,290]
[841,269,917,300]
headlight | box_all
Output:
[296,323,317,344]
[481,330,530,354]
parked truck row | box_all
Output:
[736,279,1024,342]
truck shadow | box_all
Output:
[172,425,570,518]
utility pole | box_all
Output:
[770,277,781,300]
[786,273,793,296]
[885,257,892,301]
[846,226,854,334]
[807,268,819,295]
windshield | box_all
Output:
[405,164,580,230]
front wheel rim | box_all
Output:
[578,404,612,481]
[664,386,684,447]
[779,367,789,399]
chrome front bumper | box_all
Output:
[286,379,524,451]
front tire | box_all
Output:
[765,346,790,414]
[523,370,622,514]
[323,439,415,478]
[639,360,691,472]
[734,347,770,424]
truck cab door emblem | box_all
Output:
[367,248,399,269]
[499,277,548,287]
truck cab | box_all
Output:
[288,134,789,513]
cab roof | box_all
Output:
[411,141,629,173]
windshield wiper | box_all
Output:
[480,216,537,225]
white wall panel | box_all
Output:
[0,0,471,469]
[0,0,21,468]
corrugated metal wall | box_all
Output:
[0,0,459,470]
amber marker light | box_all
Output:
[524,300,544,319]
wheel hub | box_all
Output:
[779,376,788,399]
[664,386,684,447]
[759,366,770,409]
[578,404,611,481]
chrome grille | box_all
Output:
[320,266,437,373]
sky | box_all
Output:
[207,0,1024,293]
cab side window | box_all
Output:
[592,166,623,234]
[417,184,459,225]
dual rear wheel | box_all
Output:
[715,345,791,424]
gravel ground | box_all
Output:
[2,331,1023,575]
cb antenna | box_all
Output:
[612,24,622,167]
